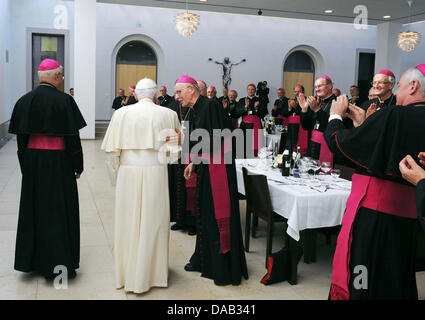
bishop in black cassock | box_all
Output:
[325,65,425,299]
[175,75,248,286]
[9,59,86,280]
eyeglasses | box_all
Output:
[371,81,391,86]
[174,86,191,96]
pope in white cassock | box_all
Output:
[101,78,181,294]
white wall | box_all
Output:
[0,0,11,125]
[96,4,377,120]
[400,21,425,75]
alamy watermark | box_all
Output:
[53,265,68,290]
[53,5,69,30]
[353,265,368,290]
[159,124,261,165]
[353,5,369,30]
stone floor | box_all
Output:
[0,137,424,300]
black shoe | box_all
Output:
[187,227,196,236]
[171,224,185,231]
[184,263,200,272]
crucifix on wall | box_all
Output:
[208,57,246,89]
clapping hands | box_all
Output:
[366,103,377,118]
[399,153,425,186]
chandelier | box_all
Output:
[398,31,421,52]
[175,0,200,37]
[398,0,421,52]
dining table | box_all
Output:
[235,158,352,284]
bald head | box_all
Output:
[294,84,305,98]
[395,66,425,106]
[229,90,238,101]
[197,80,207,96]
[207,86,217,99]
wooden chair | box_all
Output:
[242,167,286,268]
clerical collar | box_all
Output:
[39,82,57,89]
[247,96,255,99]
[407,101,425,107]
[378,93,394,104]
[321,93,335,102]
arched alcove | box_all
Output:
[115,40,157,95]
[282,45,324,98]
[110,34,164,108]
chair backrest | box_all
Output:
[334,164,355,181]
[242,167,274,216]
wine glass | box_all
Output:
[297,158,309,179]
[321,161,332,175]
[310,159,321,179]
[331,168,341,180]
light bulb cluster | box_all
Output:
[175,12,200,37]
[398,31,421,52]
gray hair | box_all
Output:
[188,83,201,93]
[404,67,425,97]
[38,66,63,80]
[208,86,217,94]
[388,76,396,84]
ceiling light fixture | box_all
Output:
[324,10,333,14]
[383,15,391,19]
[175,0,200,37]
[398,0,421,52]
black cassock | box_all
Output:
[417,179,425,234]
[360,93,397,112]
[125,95,137,106]
[300,94,336,159]
[325,102,425,299]
[158,94,173,108]
[163,99,196,232]
[300,94,352,165]
[271,97,289,118]
[9,82,86,279]
[112,95,126,110]
[188,95,248,286]
[416,179,425,272]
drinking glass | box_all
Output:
[321,161,332,174]
[310,159,321,179]
[331,168,341,180]
[297,158,309,179]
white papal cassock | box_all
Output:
[101,97,180,293]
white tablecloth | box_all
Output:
[235,159,351,241]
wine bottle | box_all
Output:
[282,149,290,177]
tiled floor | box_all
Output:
[0,137,424,300]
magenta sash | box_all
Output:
[311,130,333,166]
[330,174,416,300]
[241,115,262,157]
[288,115,308,157]
[198,139,232,254]
[276,114,288,127]
[27,135,65,150]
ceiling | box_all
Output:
[97,0,425,25]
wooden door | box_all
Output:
[116,64,157,95]
[283,71,314,98]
